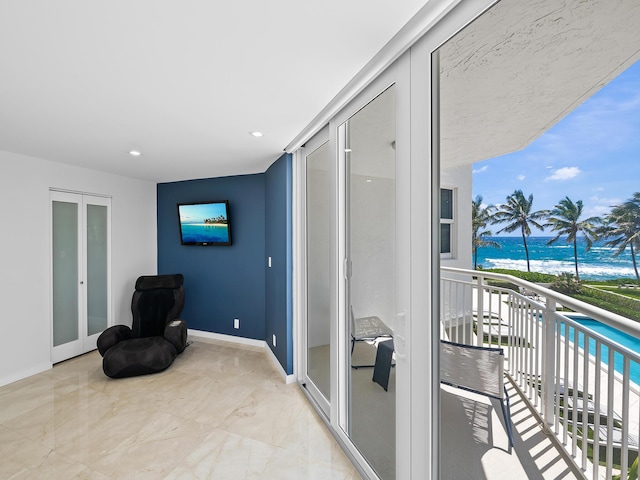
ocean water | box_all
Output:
[181,223,229,244]
[476,236,637,280]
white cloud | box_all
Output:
[590,195,622,206]
[517,174,526,181]
[473,165,488,174]
[545,166,581,181]
[584,205,613,218]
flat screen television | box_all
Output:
[177,201,232,246]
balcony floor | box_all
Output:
[441,379,584,480]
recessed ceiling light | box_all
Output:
[250,131,263,137]
[366,179,373,183]
[129,150,142,156]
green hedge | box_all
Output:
[477,268,640,322]
[573,288,640,322]
[585,278,639,286]
[482,269,557,283]
[592,285,640,300]
[582,286,640,310]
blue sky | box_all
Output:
[472,59,640,236]
[178,202,228,223]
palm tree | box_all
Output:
[472,195,501,270]
[599,192,640,284]
[492,190,548,272]
[546,197,601,282]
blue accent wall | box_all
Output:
[157,157,293,375]
[157,174,266,340]
[265,153,293,374]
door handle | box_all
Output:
[394,310,407,360]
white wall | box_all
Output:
[0,151,157,387]
[440,164,474,329]
[441,163,473,270]
[350,174,396,328]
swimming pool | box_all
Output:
[562,314,640,385]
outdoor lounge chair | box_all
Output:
[440,340,514,449]
[563,396,622,426]
[472,310,503,322]
[524,374,590,399]
[584,424,639,467]
[472,310,515,342]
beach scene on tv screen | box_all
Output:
[179,203,229,244]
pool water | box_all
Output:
[562,315,640,385]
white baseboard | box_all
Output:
[188,329,295,384]
[264,343,296,384]
[0,361,52,388]
[188,329,265,348]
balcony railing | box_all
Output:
[441,267,640,480]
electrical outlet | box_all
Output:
[234,318,240,329]
[272,334,276,347]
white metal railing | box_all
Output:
[441,267,640,480]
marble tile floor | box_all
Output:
[0,339,359,480]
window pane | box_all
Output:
[306,141,331,401]
[347,85,396,479]
[87,204,108,336]
[52,201,79,346]
[441,189,453,219]
[441,223,451,254]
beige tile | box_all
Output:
[4,386,117,449]
[166,429,276,479]
[277,407,352,468]
[261,446,360,480]
[0,340,358,480]
[219,384,308,447]
[0,424,105,479]
[0,374,80,424]
[57,405,212,478]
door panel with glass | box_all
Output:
[51,191,110,363]
[343,84,397,479]
[304,138,332,414]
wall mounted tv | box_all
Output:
[177,201,232,246]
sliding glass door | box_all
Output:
[296,55,413,478]
[302,130,332,415]
[342,85,397,479]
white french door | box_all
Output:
[51,190,111,363]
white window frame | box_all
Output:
[440,187,456,259]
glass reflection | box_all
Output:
[346,85,396,479]
[306,141,331,401]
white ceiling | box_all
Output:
[0,0,427,183]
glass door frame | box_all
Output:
[332,58,411,480]
[297,126,331,417]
